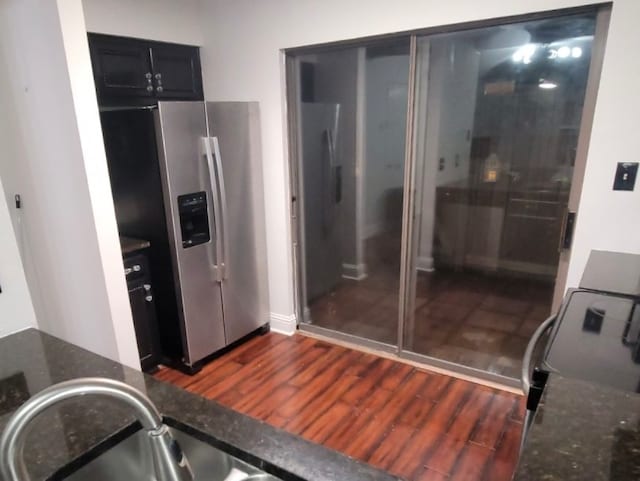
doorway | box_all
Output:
[287,7,609,384]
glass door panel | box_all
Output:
[295,39,411,345]
[405,13,597,377]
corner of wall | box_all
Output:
[269,312,297,335]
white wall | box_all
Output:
[198,0,640,326]
[82,0,203,44]
[0,178,37,337]
[0,0,139,368]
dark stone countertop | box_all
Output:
[514,374,640,481]
[119,236,151,255]
[0,329,400,481]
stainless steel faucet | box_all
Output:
[0,377,194,481]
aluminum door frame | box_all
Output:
[155,101,226,365]
[552,7,611,310]
[205,102,270,344]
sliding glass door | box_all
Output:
[404,12,601,379]
[292,39,411,346]
[289,7,607,382]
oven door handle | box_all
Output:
[522,314,556,396]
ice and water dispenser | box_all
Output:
[178,192,211,248]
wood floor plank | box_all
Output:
[287,343,348,387]
[342,359,395,406]
[284,372,360,435]
[372,371,431,429]
[344,351,381,377]
[422,379,474,433]
[470,391,517,449]
[224,337,316,398]
[367,424,416,471]
[482,420,522,481]
[387,425,442,480]
[178,361,244,394]
[202,337,303,400]
[230,347,324,415]
[450,444,493,481]
[243,384,299,420]
[447,387,494,442]
[342,413,392,460]
[379,363,414,391]
[301,401,354,444]
[419,373,453,401]
[230,333,289,364]
[154,333,523,481]
[275,351,362,419]
[414,469,449,481]
[424,433,467,475]
[510,396,526,424]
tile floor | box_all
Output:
[306,235,553,378]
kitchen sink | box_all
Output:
[62,425,283,481]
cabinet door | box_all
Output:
[128,285,157,368]
[89,34,153,101]
[150,43,203,100]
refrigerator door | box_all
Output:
[155,101,226,365]
[205,102,269,344]
[299,103,342,302]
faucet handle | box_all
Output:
[148,425,194,481]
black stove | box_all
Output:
[522,250,640,450]
[543,288,640,393]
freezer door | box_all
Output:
[206,102,269,344]
[155,101,226,365]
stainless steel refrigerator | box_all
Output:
[102,101,269,371]
[299,102,343,303]
[153,101,269,367]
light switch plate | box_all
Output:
[613,162,638,191]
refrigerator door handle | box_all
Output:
[201,137,224,282]
[321,129,336,234]
[211,136,230,279]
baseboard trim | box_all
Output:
[342,262,367,280]
[416,256,435,272]
[269,312,297,335]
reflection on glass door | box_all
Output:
[295,39,411,346]
[405,13,598,378]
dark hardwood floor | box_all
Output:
[155,333,524,481]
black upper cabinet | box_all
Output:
[150,43,203,99]
[88,33,203,105]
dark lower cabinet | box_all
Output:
[124,251,161,372]
[88,33,203,105]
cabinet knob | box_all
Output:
[154,73,162,80]
[143,284,151,291]
[132,264,141,272]
[146,85,154,92]
[145,72,152,79]
[145,295,153,302]
[156,86,163,93]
